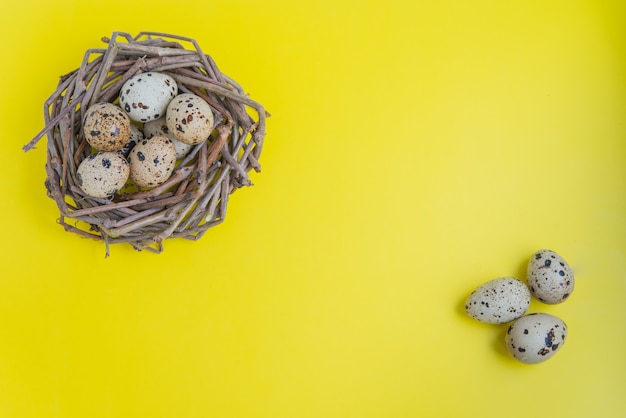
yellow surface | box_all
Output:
[1,0,625,417]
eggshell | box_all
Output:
[119,72,178,123]
[143,117,193,159]
[165,93,215,145]
[83,103,131,151]
[118,123,144,158]
[128,135,177,188]
[76,152,130,198]
[505,313,568,364]
[465,277,531,324]
[527,249,574,304]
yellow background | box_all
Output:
[1,0,625,417]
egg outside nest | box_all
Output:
[23,31,269,256]
[464,277,531,325]
[505,313,568,364]
[527,249,575,304]
[463,249,575,365]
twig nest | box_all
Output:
[24,32,268,255]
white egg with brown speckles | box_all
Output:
[527,249,574,304]
[465,277,531,324]
[506,313,568,364]
[128,135,177,188]
[77,152,130,198]
[83,103,131,151]
[144,117,193,159]
[165,93,214,145]
[119,72,178,123]
[117,123,144,158]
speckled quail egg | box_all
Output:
[165,93,215,145]
[119,72,178,123]
[506,313,568,364]
[76,152,130,198]
[118,123,144,158]
[83,103,131,151]
[143,117,193,159]
[527,249,574,304]
[128,135,177,188]
[465,277,531,324]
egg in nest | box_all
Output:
[127,136,177,188]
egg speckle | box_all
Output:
[144,117,193,159]
[83,103,131,151]
[165,93,215,145]
[506,313,568,364]
[76,152,130,198]
[465,277,531,324]
[119,72,178,123]
[527,249,574,304]
[128,135,177,188]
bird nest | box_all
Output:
[23,32,268,255]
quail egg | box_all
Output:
[165,93,215,145]
[144,117,193,159]
[119,72,178,123]
[83,103,131,151]
[527,249,574,304]
[505,313,568,364]
[128,135,177,188]
[118,123,144,158]
[465,277,531,324]
[76,152,130,198]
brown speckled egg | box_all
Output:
[76,152,130,198]
[165,93,215,145]
[119,72,178,123]
[527,249,574,304]
[144,117,193,159]
[83,103,131,151]
[118,123,144,158]
[128,135,177,188]
[465,277,531,324]
[506,313,568,364]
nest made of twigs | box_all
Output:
[24,32,268,255]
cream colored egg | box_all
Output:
[128,135,177,188]
[83,103,131,151]
[527,249,575,304]
[76,152,130,198]
[119,72,178,122]
[465,277,531,324]
[118,123,144,158]
[506,313,568,364]
[165,93,214,145]
[144,117,193,159]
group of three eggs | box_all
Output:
[465,249,575,364]
[77,71,215,198]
